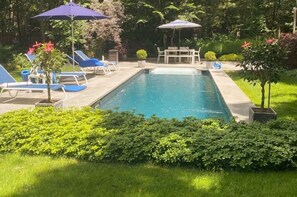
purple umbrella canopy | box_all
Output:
[32,1,108,68]
[32,2,108,20]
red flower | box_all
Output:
[27,47,35,54]
[241,41,251,49]
[33,42,42,48]
[44,41,54,53]
[266,38,276,44]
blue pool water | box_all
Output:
[96,68,231,121]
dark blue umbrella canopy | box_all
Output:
[32,1,108,69]
[32,2,108,20]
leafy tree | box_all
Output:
[85,0,125,56]
[238,39,286,109]
[45,20,88,54]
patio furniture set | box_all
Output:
[157,47,201,64]
[0,50,118,102]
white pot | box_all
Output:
[205,61,213,69]
[138,60,146,67]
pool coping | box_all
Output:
[209,69,255,122]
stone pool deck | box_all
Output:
[0,61,254,122]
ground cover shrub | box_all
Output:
[0,108,296,171]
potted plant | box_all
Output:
[238,39,286,123]
[204,51,217,69]
[136,49,147,67]
[27,41,67,107]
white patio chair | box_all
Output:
[157,47,165,63]
[194,47,201,62]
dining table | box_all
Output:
[164,48,195,64]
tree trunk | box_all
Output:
[46,73,51,103]
[260,82,265,109]
[171,29,175,46]
[268,82,271,108]
[16,0,22,44]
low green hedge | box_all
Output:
[218,53,243,61]
[197,40,244,57]
[0,108,296,171]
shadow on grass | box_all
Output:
[8,162,222,197]
[3,154,297,197]
[271,99,297,120]
[225,70,244,81]
[279,70,297,85]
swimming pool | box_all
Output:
[95,67,231,121]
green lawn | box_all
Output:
[1,154,296,197]
[227,70,297,120]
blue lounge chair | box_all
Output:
[25,53,88,85]
[212,62,222,69]
[74,50,116,73]
[75,50,119,71]
[0,64,67,100]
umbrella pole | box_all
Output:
[71,18,75,71]
[178,29,180,49]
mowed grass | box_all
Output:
[227,70,297,120]
[1,154,297,197]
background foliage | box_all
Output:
[0,0,295,61]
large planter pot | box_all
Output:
[205,61,213,69]
[249,107,277,123]
[35,99,64,108]
[137,60,146,67]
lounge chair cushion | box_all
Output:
[79,59,105,67]
[64,85,87,92]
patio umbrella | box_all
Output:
[32,0,108,69]
[158,19,201,48]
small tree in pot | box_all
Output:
[136,49,147,67]
[238,39,286,123]
[28,41,67,105]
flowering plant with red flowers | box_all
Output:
[28,41,67,103]
[238,39,286,109]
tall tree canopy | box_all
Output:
[0,0,295,55]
